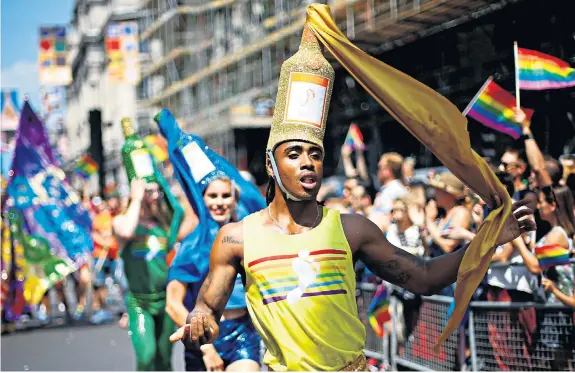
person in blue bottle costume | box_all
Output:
[155,109,265,371]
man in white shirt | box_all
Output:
[369,152,408,232]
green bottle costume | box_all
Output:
[119,117,184,371]
[122,224,175,371]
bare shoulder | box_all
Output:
[452,205,471,216]
[213,221,245,262]
[217,221,245,246]
[544,227,569,248]
[340,212,382,253]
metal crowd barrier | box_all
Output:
[356,266,575,371]
[469,301,575,371]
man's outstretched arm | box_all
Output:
[345,198,536,295]
[169,221,243,347]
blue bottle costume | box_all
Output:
[155,110,266,370]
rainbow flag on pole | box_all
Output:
[535,244,570,269]
[76,154,98,178]
[344,123,365,150]
[463,77,534,139]
[367,284,391,337]
[517,47,575,90]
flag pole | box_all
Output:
[514,41,521,110]
[462,76,493,116]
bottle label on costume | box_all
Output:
[182,142,216,182]
[284,72,328,129]
[131,149,154,178]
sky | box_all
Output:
[1,0,75,110]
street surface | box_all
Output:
[1,319,186,371]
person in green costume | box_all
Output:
[113,178,187,371]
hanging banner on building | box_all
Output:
[105,22,140,84]
[38,26,72,86]
[40,86,68,160]
[40,86,65,131]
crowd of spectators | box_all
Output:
[317,111,574,370]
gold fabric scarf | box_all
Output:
[306,4,512,349]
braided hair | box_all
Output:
[266,177,276,205]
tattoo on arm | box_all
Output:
[221,236,243,245]
[194,269,237,321]
[195,273,213,307]
[378,248,425,286]
[392,248,425,267]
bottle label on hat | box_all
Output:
[284,73,329,129]
[182,141,216,183]
[131,149,154,178]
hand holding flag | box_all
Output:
[344,123,365,151]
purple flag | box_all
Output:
[5,99,93,267]
[8,101,58,182]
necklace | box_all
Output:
[268,203,322,235]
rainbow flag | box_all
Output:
[367,284,391,337]
[463,77,534,139]
[344,123,365,150]
[535,244,570,269]
[517,47,575,90]
[144,134,168,162]
[76,155,98,178]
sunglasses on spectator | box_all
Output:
[391,207,406,213]
[144,188,163,197]
[500,161,520,169]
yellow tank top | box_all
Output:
[243,207,366,371]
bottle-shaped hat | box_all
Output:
[266,24,335,153]
[120,117,184,249]
[120,118,157,183]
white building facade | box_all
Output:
[65,0,149,193]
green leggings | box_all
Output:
[126,294,175,371]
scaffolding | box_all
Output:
[137,0,516,164]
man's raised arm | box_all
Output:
[169,221,243,348]
[345,198,535,295]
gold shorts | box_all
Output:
[341,354,368,372]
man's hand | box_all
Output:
[514,108,531,130]
[493,196,536,247]
[169,310,220,349]
[130,178,146,202]
[201,345,225,371]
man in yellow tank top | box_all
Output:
[169,13,537,373]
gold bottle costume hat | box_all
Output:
[267,24,335,200]
[267,24,334,152]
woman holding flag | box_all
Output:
[531,184,575,370]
